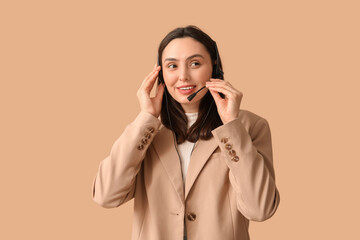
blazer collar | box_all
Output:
[152,126,219,203]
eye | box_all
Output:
[167,63,177,69]
[190,61,201,67]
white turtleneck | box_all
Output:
[177,112,198,185]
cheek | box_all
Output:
[163,71,177,86]
[194,67,212,82]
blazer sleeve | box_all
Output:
[92,111,161,208]
[211,116,280,221]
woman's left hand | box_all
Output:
[206,79,243,124]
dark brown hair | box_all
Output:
[158,25,224,144]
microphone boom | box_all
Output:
[187,86,206,101]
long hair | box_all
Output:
[158,25,224,144]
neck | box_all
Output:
[181,103,199,113]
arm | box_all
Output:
[92,64,164,208]
[92,111,161,208]
[212,116,280,221]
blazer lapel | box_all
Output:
[153,126,220,202]
[152,126,185,204]
[185,136,219,199]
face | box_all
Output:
[161,37,213,113]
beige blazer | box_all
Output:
[92,109,280,240]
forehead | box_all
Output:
[162,37,210,59]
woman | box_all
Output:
[92,25,280,240]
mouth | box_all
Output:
[177,85,196,95]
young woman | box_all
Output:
[92,25,280,240]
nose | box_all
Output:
[178,65,190,82]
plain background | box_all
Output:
[1,0,359,239]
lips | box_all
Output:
[177,85,196,95]
[178,86,195,90]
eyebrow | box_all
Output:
[164,54,204,62]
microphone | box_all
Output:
[187,86,206,101]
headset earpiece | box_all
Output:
[213,41,225,99]
[213,41,224,79]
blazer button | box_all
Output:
[147,127,155,133]
[220,137,229,144]
[231,156,239,162]
[144,132,151,139]
[141,138,148,145]
[187,212,196,221]
[137,144,144,150]
[225,143,232,150]
[229,149,236,157]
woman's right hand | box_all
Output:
[137,65,165,118]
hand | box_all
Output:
[206,79,243,124]
[137,65,165,118]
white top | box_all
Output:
[177,112,198,185]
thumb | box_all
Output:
[154,83,165,102]
[209,89,223,107]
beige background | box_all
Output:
[1,0,359,239]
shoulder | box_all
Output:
[238,109,263,121]
[211,109,271,144]
[212,109,269,135]
[233,109,272,138]
[238,109,268,128]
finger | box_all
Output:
[142,67,161,93]
[209,78,222,82]
[207,85,238,99]
[209,89,224,104]
[153,83,165,102]
[209,78,236,87]
[207,79,235,89]
[140,66,161,88]
[144,65,159,81]
[209,89,226,114]
[207,81,240,97]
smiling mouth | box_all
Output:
[176,85,197,95]
[178,86,195,90]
